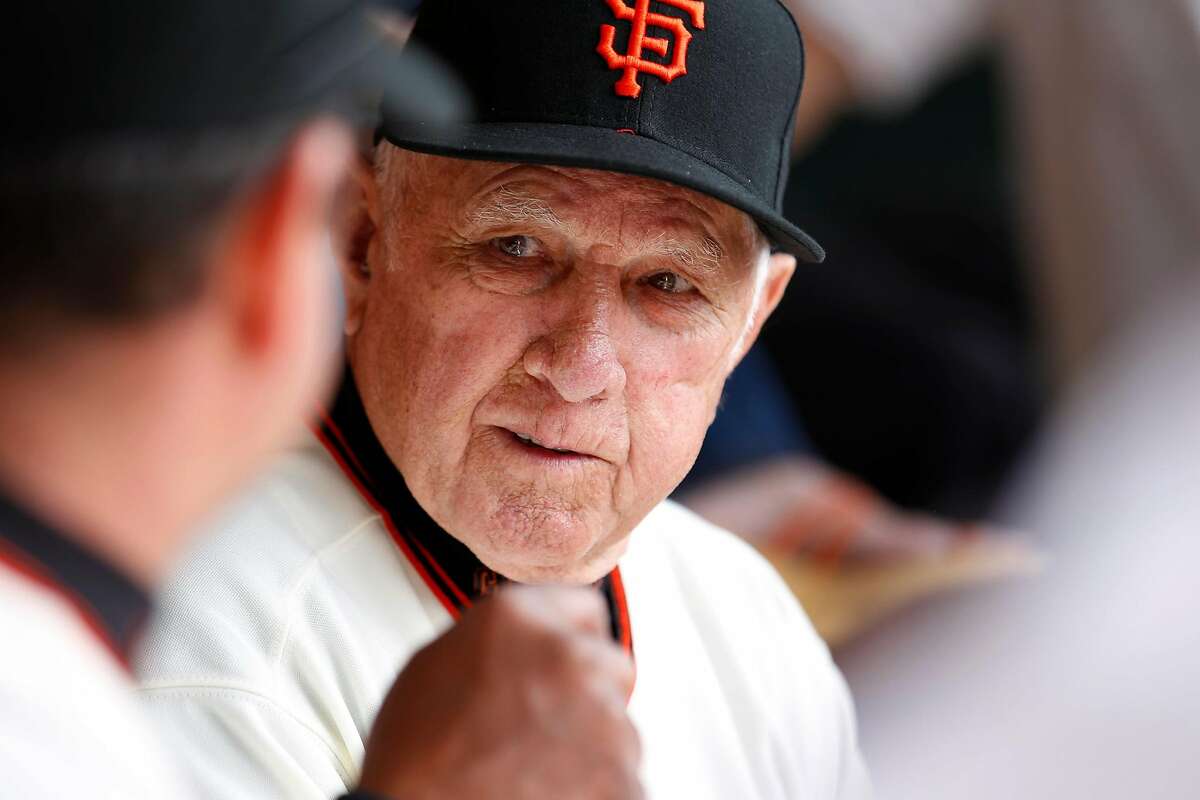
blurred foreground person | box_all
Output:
[838,270,1200,797]
[136,2,869,798]
[0,2,643,798]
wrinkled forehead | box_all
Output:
[382,147,765,268]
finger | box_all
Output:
[567,633,637,704]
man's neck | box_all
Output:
[0,332,207,589]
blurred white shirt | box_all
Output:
[836,272,1200,798]
[0,571,190,799]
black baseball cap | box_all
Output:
[2,0,465,146]
[380,0,824,262]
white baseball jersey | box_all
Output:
[0,501,190,799]
[134,381,869,800]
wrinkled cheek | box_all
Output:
[633,328,737,399]
[625,380,716,500]
[424,313,531,409]
[400,311,538,483]
[624,334,731,450]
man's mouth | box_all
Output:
[511,431,581,456]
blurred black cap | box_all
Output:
[2,0,466,146]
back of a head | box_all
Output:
[0,123,300,352]
[0,0,463,354]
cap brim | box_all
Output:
[349,39,468,127]
[378,119,824,263]
[268,7,468,129]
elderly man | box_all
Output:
[137,2,870,798]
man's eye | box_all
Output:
[492,235,541,258]
[645,272,695,294]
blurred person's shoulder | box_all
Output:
[0,570,188,796]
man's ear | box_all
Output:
[333,153,381,338]
[217,120,353,366]
[731,251,796,369]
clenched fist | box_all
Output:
[356,584,642,800]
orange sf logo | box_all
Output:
[597,0,706,99]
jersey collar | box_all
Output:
[0,487,150,670]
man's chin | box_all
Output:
[476,544,628,586]
[466,515,630,585]
[422,478,633,583]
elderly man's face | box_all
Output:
[341,147,794,584]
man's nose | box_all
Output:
[522,322,627,404]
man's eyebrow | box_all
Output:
[468,185,565,229]
[647,232,725,275]
[466,184,731,274]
